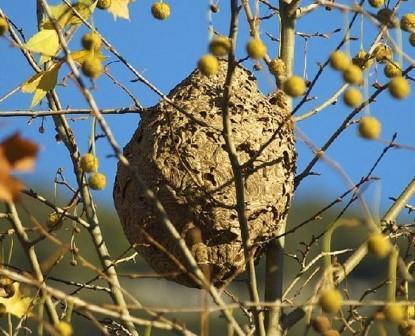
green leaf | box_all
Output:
[24,29,60,57]
[21,63,62,108]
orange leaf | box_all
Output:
[0,133,39,172]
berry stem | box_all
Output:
[387,247,399,302]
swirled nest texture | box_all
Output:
[113,61,296,287]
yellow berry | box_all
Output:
[88,173,107,190]
[283,76,306,97]
[343,87,362,107]
[246,38,267,59]
[47,212,62,228]
[323,330,340,336]
[369,0,384,8]
[389,76,411,99]
[81,57,103,79]
[372,44,393,63]
[367,232,392,257]
[384,303,405,324]
[269,58,286,77]
[352,50,374,69]
[97,0,111,9]
[377,8,398,27]
[55,321,73,336]
[81,32,102,51]
[311,315,331,333]
[319,288,343,314]
[358,116,381,140]
[209,36,231,57]
[151,2,170,20]
[0,18,8,36]
[197,54,219,77]
[401,13,415,32]
[343,64,363,85]
[410,33,415,47]
[330,51,350,71]
[384,62,402,78]
[80,153,99,173]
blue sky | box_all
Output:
[1,0,414,218]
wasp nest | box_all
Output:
[113,61,296,287]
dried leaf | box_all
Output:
[0,283,33,318]
[24,29,60,57]
[0,133,39,172]
[108,0,133,20]
[21,63,61,108]
[0,174,24,203]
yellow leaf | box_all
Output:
[69,49,105,64]
[67,1,97,26]
[108,0,133,20]
[41,2,73,29]
[21,63,61,107]
[0,283,33,318]
[24,29,60,57]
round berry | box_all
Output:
[367,232,392,257]
[88,172,107,190]
[0,18,8,36]
[311,315,331,333]
[401,13,415,32]
[358,116,381,140]
[47,212,62,228]
[246,38,267,59]
[377,8,398,27]
[269,58,286,77]
[197,54,219,77]
[80,153,99,173]
[389,76,411,99]
[97,0,111,10]
[352,50,374,69]
[81,57,103,79]
[330,51,350,71]
[384,303,405,324]
[369,0,384,8]
[372,44,393,63]
[410,33,415,47]
[283,76,306,97]
[81,32,102,51]
[323,330,340,336]
[319,288,343,314]
[209,36,231,57]
[343,64,363,85]
[384,62,402,78]
[55,321,73,336]
[210,4,219,13]
[343,87,362,107]
[151,2,170,20]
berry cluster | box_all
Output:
[80,153,106,190]
[80,32,104,79]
